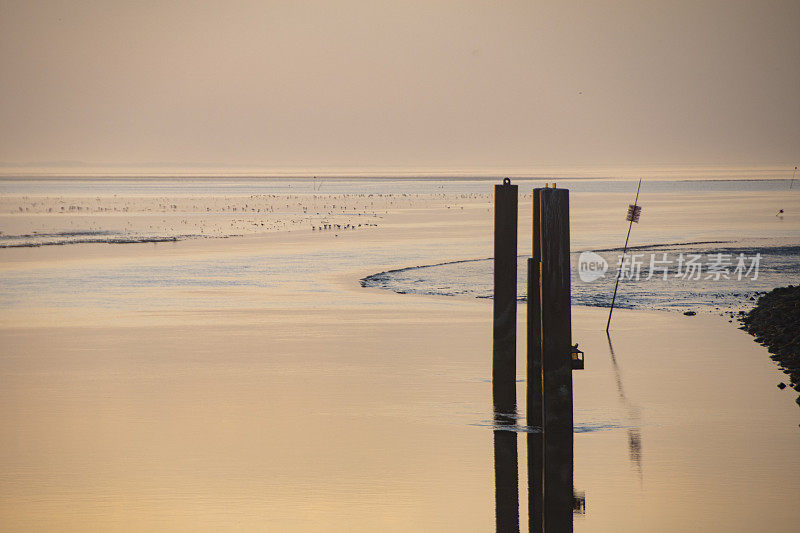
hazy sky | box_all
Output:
[1,1,798,172]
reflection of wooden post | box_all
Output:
[493,178,518,409]
[539,188,573,532]
[494,428,520,533]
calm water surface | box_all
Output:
[0,177,798,531]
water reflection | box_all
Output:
[493,369,520,533]
[607,334,644,480]
[526,428,544,533]
[494,405,520,533]
[492,335,651,531]
[493,409,581,532]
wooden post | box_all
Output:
[528,187,573,532]
[527,259,544,531]
[493,177,519,532]
[493,178,518,410]
[539,188,573,532]
[528,195,543,428]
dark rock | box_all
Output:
[683,311,696,316]
[739,285,800,400]
[778,382,787,389]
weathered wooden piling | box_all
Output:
[528,187,573,532]
[493,178,520,532]
[493,178,518,409]
[541,188,573,531]
[527,257,544,533]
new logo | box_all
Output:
[578,251,608,282]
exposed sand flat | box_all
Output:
[2,179,797,250]
[0,192,460,243]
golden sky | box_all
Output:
[1,1,798,171]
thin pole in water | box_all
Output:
[606,179,642,333]
[790,166,797,190]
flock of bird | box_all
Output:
[1,192,491,246]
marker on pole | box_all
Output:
[606,179,643,333]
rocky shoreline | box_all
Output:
[739,285,800,406]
